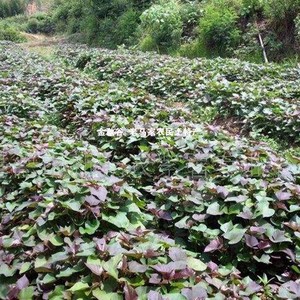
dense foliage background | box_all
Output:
[1,0,300,62]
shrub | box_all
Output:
[139,34,157,52]
[25,13,55,34]
[263,0,300,54]
[233,24,264,63]
[241,0,265,17]
[296,14,300,43]
[94,18,117,48]
[263,0,300,21]
[139,0,183,52]
[52,0,84,34]
[178,39,207,58]
[0,24,25,42]
[180,1,203,40]
[113,8,140,46]
[0,0,25,18]
[198,1,242,56]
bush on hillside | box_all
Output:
[241,0,265,17]
[0,0,25,18]
[25,13,55,34]
[263,0,300,56]
[0,24,25,42]
[139,0,183,52]
[296,14,300,43]
[52,0,84,34]
[180,1,203,40]
[198,1,242,56]
[113,8,140,46]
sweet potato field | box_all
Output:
[0,41,300,299]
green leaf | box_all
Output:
[207,202,222,215]
[49,235,64,246]
[102,212,130,229]
[57,266,82,278]
[92,289,122,300]
[255,200,275,218]
[18,287,35,300]
[69,282,90,293]
[20,262,32,274]
[34,256,51,272]
[253,254,271,264]
[6,202,18,212]
[79,219,100,235]
[41,274,56,284]
[61,200,82,212]
[48,286,65,300]
[103,254,122,279]
[0,264,16,277]
[223,225,247,244]
[187,257,207,271]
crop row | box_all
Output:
[56,45,300,145]
[0,42,300,299]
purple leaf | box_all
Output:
[107,176,123,185]
[144,249,161,258]
[124,283,138,300]
[288,281,300,296]
[182,285,207,300]
[128,261,148,273]
[148,291,163,300]
[173,268,195,279]
[270,230,292,243]
[94,238,107,252]
[16,275,30,290]
[275,190,292,201]
[216,186,229,198]
[240,177,248,186]
[7,275,29,300]
[85,195,101,206]
[249,226,265,234]
[258,240,271,249]
[85,263,103,276]
[207,261,218,272]
[149,274,162,285]
[244,234,259,248]
[169,247,187,262]
[107,243,125,255]
[204,238,223,252]
[157,210,172,221]
[282,249,296,262]
[280,169,294,182]
[152,261,186,274]
[238,210,253,220]
[245,281,262,295]
[90,186,107,202]
[192,214,207,221]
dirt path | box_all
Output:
[20,33,65,57]
[21,32,63,47]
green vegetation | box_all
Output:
[25,12,55,34]
[41,0,300,62]
[0,21,26,42]
[0,40,300,299]
[139,0,183,52]
[1,0,300,61]
[0,0,25,18]
[0,1,300,299]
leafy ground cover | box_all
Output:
[57,45,300,145]
[0,41,300,299]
